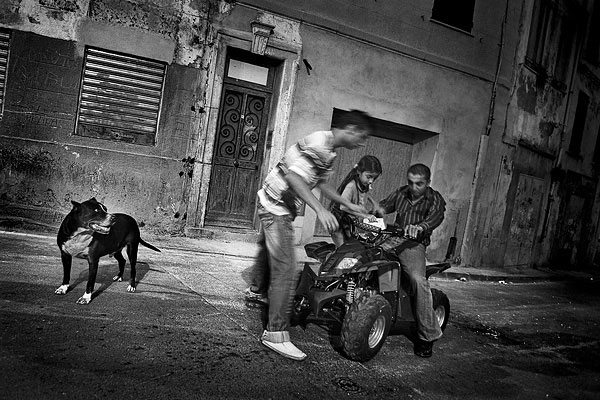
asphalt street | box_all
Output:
[1,230,599,400]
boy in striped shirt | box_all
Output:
[247,110,373,361]
[378,163,446,358]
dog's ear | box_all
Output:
[71,200,80,208]
[90,197,97,202]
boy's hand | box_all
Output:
[345,203,369,218]
[404,224,424,239]
[317,209,339,233]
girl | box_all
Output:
[330,155,383,246]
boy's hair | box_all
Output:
[407,163,431,180]
[334,109,373,133]
[335,155,383,195]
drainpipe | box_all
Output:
[460,0,509,266]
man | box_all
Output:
[378,163,446,358]
[245,110,373,361]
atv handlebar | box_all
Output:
[349,217,407,245]
[353,219,403,235]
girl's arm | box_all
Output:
[338,182,356,213]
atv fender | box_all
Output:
[376,262,401,292]
[308,288,346,318]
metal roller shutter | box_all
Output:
[76,47,166,146]
[0,30,10,116]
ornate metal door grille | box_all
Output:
[205,84,270,228]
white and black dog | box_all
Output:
[55,197,160,304]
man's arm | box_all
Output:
[418,191,446,233]
[285,172,339,233]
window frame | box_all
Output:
[74,46,167,146]
[431,0,476,34]
[525,0,580,90]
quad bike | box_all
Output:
[291,217,451,362]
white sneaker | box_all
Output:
[260,330,307,361]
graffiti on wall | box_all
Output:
[3,31,81,136]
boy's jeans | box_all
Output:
[394,240,443,342]
[249,206,297,332]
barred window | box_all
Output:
[526,0,578,87]
[75,47,167,146]
[0,30,10,117]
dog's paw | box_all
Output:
[112,275,123,282]
[127,284,136,293]
[76,292,92,305]
[55,285,69,295]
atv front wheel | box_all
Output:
[339,294,392,362]
[431,288,450,331]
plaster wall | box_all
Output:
[284,24,491,260]
[0,0,212,232]
[461,0,600,269]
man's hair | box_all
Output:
[334,109,373,133]
[407,163,431,180]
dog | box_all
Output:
[55,197,160,304]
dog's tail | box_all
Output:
[140,239,161,252]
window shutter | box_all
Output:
[76,47,166,146]
[0,31,10,116]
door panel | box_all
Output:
[205,84,270,229]
[504,174,544,267]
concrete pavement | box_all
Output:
[2,229,599,399]
[141,230,598,284]
[1,226,596,284]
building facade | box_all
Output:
[0,0,598,270]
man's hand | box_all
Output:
[317,209,340,233]
[404,224,424,239]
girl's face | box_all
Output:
[358,171,379,187]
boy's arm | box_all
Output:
[318,181,368,217]
[285,172,339,233]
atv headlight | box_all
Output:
[335,257,359,272]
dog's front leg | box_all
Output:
[76,258,99,305]
[55,252,72,295]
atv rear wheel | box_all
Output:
[431,288,450,331]
[339,294,392,362]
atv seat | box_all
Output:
[304,241,336,262]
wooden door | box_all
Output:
[205,84,271,229]
[314,136,412,236]
[503,174,544,267]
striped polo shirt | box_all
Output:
[258,130,337,216]
[378,185,446,246]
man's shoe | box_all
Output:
[414,340,433,358]
[260,330,307,361]
[244,287,268,306]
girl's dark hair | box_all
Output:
[335,155,383,195]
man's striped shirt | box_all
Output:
[378,185,446,246]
